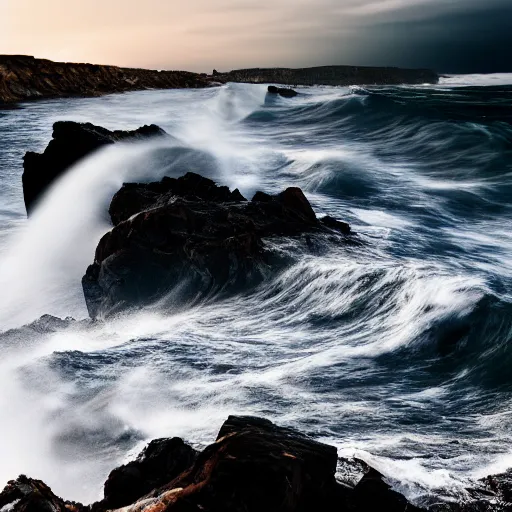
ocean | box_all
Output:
[0,74,511,507]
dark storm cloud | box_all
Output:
[356,2,512,73]
[278,0,512,73]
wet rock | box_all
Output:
[108,416,424,512]
[116,415,341,512]
[95,438,197,511]
[320,215,351,235]
[352,467,423,511]
[0,315,80,353]
[82,172,352,319]
[479,469,512,509]
[267,85,298,98]
[22,121,167,214]
[4,416,512,512]
[108,172,246,226]
[0,475,84,512]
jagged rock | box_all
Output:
[267,85,298,98]
[479,469,512,510]
[107,416,423,512]
[0,315,80,353]
[22,121,167,214]
[82,172,352,319]
[0,475,84,512]
[2,417,512,512]
[94,438,197,511]
[152,415,341,512]
[108,172,246,226]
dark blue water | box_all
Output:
[0,75,511,507]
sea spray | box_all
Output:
[0,77,510,505]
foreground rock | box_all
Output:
[23,121,167,213]
[0,55,215,106]
[3,416,511,511]
[0,416,428,512]
[267,85,298,98]
[213,65,439,86]
[82,172,352,319]
[99,438,198,510]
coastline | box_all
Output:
[0,55,439,105]
[0,55,217,105]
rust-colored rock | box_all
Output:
[96,438,197,511]
[2,416,511,512]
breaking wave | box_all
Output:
[0,76,511,505]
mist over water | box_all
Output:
[0,75,511,506]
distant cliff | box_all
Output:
[213,65,439,86]
[0,55,215,104]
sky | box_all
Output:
[1,0,511,73]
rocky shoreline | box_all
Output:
[0,416,425,512]
[1,414,511,512]
[0,56,439,106]
[0,55,216,105]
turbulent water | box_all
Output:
[0,74,512,507]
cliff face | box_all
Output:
[0,55,215,104]
[214,65,439,86]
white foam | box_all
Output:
[439,73,512,87]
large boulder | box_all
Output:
[22,121,167,213]
[82,172,352,319]
[139,415,342,512]
[102,416,423,512]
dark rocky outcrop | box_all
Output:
[82,172,352,319]
[1,416,511,512]
[23,121,167,213]
[0,315,82,354]
[0,416,425,512]
[141,415,344,512]
[0,475,85,512]
[97,438,198,510]
[267,85,298,98]
[477,469,512,510]
[0,55,216,106]
[214,65,439,86]
[108,172,246,226]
